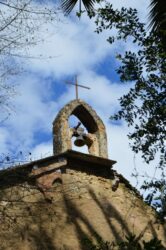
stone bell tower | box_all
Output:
[53,99,108,158]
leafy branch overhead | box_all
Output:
[60,0,166,40]
[93,4,166,167]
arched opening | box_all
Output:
[72,105,98,133]
[52,177,62,187]
[68,115,88,133]
[68,115,89,154]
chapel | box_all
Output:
[0,98,166,250]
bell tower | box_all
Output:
[53,99,108,158]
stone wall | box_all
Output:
[0,165,166,250]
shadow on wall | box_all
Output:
[62,188,165,249]
[0,174,166,250]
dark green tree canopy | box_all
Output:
[92,3,166,168]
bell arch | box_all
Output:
[53,99,108,158]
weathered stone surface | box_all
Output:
[29,159,67,201]
[30,159,67,189]
[0,165,166,250]
[53,99,108,158]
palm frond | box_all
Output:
[82,0,96,12]
[148,0,166,33]
[61,0,78,14]
[61,0,95,14]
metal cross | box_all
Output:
[65,75,90,99]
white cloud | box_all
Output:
[107,0,150,21]
[25,16,112,78]
[0,128,10,153]
[31,142,52,160]
[0,74,58,152]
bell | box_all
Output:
[74,135,86,147]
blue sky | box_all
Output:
[0,0,162,189]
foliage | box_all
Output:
[148,0,166,34]
[83,234,165,250]
[61,0,166,40]
[141,178,166,217]
[148,0,166,50]
[91,3,166,168]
